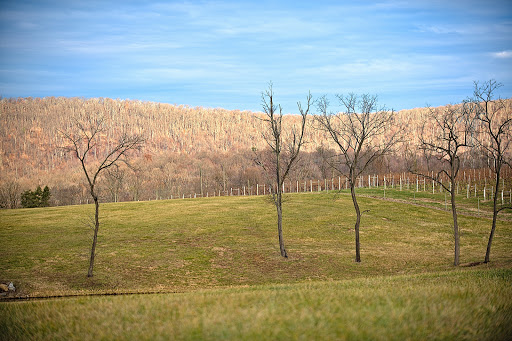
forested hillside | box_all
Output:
[1,96,510,207]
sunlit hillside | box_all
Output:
[1,97,511,206]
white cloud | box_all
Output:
[56,39,182,54]
[417,24,468,35]
[491,51,512,59]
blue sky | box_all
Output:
[1,0,511,112]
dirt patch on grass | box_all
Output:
[459,261,484,267]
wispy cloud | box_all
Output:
[491,50,512,58]
[417,24,468,35]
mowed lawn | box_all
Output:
[0,191,511,296]
[1,191,512,340]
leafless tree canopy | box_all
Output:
[316,93,399,179]
[472,80,512,175]
[416,104,477,188]
[60,113,144,190]
[257,84,311,191]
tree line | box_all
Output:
[1,95,506,208]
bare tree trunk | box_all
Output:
[88,196,100,277]
[350,181,361,263]
[450,177,460,266]
[276,192,287,258]
[485,168,500,263]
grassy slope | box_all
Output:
[1,269,511,340]
[0,190,511,296]
[1,191,512,340]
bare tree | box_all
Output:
[471,80,512,263]
[255,83,311,258]
[0,179,20,209]
[104,164,125,203]
[60,112,144,277]
[409,103,476,266]
[316,94,399,262]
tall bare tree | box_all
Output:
[60,112,144,277]
[255,83,311,258]
[471,80,512,263]
[409,103,476,266]
[316,94,399,262]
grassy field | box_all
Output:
[358,186,512,218]
[1,190,511,339]
[1,269,511,340]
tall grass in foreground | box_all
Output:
[1,268,511,340]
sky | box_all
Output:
[1,0,511,113]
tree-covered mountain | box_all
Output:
[1,96,510,207]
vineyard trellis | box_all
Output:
[136,168,512,210]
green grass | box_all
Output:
[356,186,512,218]
[0,191,511,296]
[1,269,511,340]
[1,191,511,339]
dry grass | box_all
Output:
[1,191,512,339]
[1,269,511,340]
[1,191,511,297]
